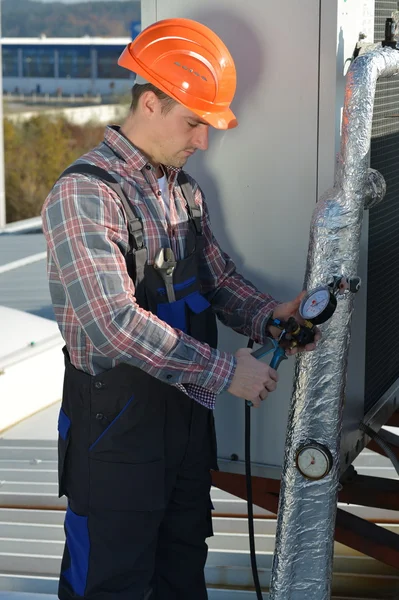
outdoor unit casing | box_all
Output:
[142,0,398,478]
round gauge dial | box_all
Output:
[299,286,337,325]
[295,443,333,480]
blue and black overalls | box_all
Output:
[56,164,219,600]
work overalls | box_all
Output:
[56,164,219,600]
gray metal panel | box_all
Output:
[141,0,157,25]
[318,0,339,198]
[151,0,321,468]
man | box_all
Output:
[42,17,318,600]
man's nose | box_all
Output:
[194,126,209,151]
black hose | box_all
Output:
[245,338,264,600]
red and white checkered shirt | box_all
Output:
[42,126,278,409]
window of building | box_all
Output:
[58,47,91,79]
[97,47,130,79]
[3,47,19,77]
[22,47,55,78]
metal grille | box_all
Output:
[365,0,399,413]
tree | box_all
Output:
[5,115,104,222]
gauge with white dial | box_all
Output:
[295,443,333,480]
[299,286,337,325]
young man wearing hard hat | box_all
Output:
[42,18,318,600]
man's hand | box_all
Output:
[228,348,278,407]
[270,291,321,355]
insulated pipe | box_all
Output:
[269,46,399,600]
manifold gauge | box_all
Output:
[299,286,337,325]
[295,442,333,480]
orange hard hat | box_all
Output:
[118,18,238,130]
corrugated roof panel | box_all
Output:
[0,234,46,268]
[0,406,398,599]
[0,233,53,320]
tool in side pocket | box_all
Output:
[154,248,177,303]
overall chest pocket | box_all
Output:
[144,248,212,336]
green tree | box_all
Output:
[5,115,104,222]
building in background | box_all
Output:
[1,36,135,96]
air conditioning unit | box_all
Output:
[142,0,399,480]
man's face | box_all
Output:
[150,100,210,168]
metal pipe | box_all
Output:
[270,45,399,600]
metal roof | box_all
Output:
[0,406,398,599]
[0,232,46,267]
[0,231,54,321]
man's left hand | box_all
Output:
[269,291,322,355]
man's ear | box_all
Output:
[140,91,160,119]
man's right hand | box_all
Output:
[227,348,279,408]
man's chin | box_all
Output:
[169,157,188,168]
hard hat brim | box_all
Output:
[190,107,238,130]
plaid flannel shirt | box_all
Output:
[41,126,278,409]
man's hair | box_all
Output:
[130,83,176,114]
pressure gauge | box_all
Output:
[295,443,333,480]
[299,286,337,325]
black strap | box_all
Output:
[177,171,202,235]
[59,164,145,251]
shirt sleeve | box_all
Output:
[196,185,281,345]
[42,175,236,395]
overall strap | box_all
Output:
[177,171,202,236]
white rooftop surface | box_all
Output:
[0,307,64,435]
[2,401,60,441]
[0,225,64,434]
[0,306,60,360]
